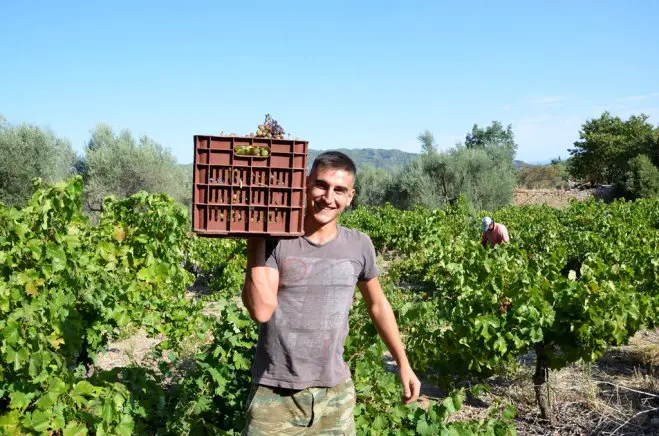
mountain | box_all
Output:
[514,160,533,170]
[308,150,533,172]
[183,149,531,172]
[307,148,418,171]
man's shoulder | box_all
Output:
[267,236,301,252]
[338,225,373,244]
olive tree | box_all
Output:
[0,115,76,206]
[82,123,190,211]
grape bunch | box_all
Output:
[253,114,286,139]
[234,145,270,157]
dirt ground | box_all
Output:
[383,329,659,435]
[514,189,596,209]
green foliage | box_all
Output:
[346,200,658,419]
[30,176,659,433]
[184,235,247,299]
[445,145,517,210]
[622,154,659,199]
[517,164,564,189]
[415,143,517,211]
[81,123,190,211]
[0,117,76,206]
[160,275,518,435]
[385,160,443,210]
[166,304,258,434]
[465,121,516,151]
[0,177,519,433]
[341,204,432,255]
[0,177,205,434]
[417,130,437,155]
[346,282,517,435]
[354,124,517,211]
[353,165,393,207]
[94,190,205,348]
[568,111,658,184]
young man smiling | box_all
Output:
[241,151,421,435]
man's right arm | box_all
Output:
[242,239,279,323]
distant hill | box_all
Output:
[514,160,532,170]
[182,150,531,173]
[308,150,531,172]
[307,148,418,171]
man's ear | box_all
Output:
[347,188,356,206]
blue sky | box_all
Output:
[1,1,658,164]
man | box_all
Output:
[481,216,510,248]
[241,151,421,435]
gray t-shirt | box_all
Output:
[252,225,379,389]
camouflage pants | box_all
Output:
[242,378,356,435]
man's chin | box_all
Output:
[311,211,338,225]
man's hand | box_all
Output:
[399,364,421,405]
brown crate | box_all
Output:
[192,135,308,238]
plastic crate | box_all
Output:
[192,135,308,238]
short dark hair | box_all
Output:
[310,151,357,177]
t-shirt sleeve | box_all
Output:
[264,239,280,270]
[358,234,380,282]
[501,226,510,242]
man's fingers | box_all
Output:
[400,369,421,404]
[403,380,411,398]
[402,378,421,404]
[401,376,412,404]
[412,378,421,401]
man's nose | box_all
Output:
[321,188,334,203]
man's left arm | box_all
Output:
[357,277,421,405]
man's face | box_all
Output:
[306,167,355,226]
[488,222,494,232]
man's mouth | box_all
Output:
[314,204,334,212]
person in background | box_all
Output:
[481,216,509,248]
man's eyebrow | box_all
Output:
[315,178,350,191]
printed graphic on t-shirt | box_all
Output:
[277,257,357,328]
[271,256,358,375]
[280,256,359,287]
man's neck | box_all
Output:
[304,217,339,245]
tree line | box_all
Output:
[1,111,658,212]
[0,117,190,210]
